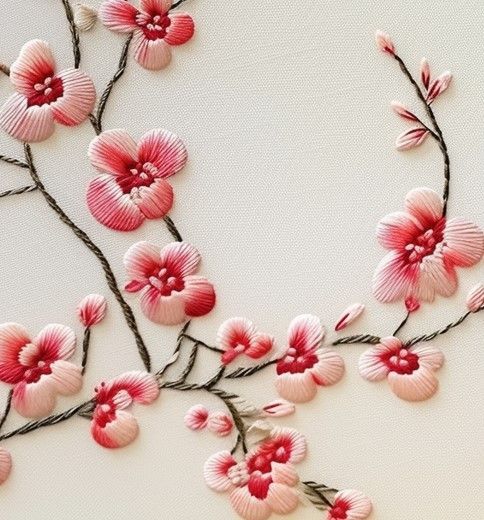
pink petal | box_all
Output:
[139,286,187,324]
[387,366,439,401]
[466,283,484,312]
[0,448,12,485]
[271,462,299,486]
[91,409,139,448]
[391,101,418,122]
[372,251,416,303]
[404,187,443,228]
[287,314,324,355]
[50,68,95,126]
[264,427,307,464]
[0,93,55,142]
[216,317,257,352]
[160,241,201,277]
[184,404,209,430]
[103,371,160,404]
[262,399,295,418]
[124,241,162,282]
[77,294,108,327]
[165,12,195,45]
[140,0,172,12]
[12,378,56,418]
[98,0,139,32]
[310,348,345,386]
[410,344,444,371]
[203,450,236,492]
[265,483,299,515]
[427,71,452,103]
[420,58,431,90]
[9,40,56,96]
[207,411,234,437]
[0,323,31,384]
[137,129,188,178]
[375,30,395,55]
[376,211,421,249]
[415,254,457,301]
[329,489,372,520]
[34,324,76,361]
[358,337,403,382]
[132,31,172,70]
[182,276,217,318]
[275,371,317,403]
[334,303,365,331]
[229,486,271,520]
[87,175,144,231]
[135,179,174,219]
[444,217,484,267]
[48,360,83,395]
[395,127,429,151]
[245,333,275,359]
[88,128,138,176]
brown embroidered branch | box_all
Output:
[181,333,224,353]
[81,328,92,375]
[0,391,13,432]
[60,0,81,68]
[392,311,411,336]
[0,154,29,168]
[24,143,152,372]
[0,185,37,198]
[0,64,10,76]
[302,480,337,510]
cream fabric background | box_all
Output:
[0,1,483,518]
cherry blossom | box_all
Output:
[275,315,344,403]
[99,0,194,70]
[373,187,484,303]
[77,294,107,327]
[91,371,159,448]
[359,336,444,401]
[124,241,216,325]
[204,427,306,520]
[327,489,372,520]
[217,318,274,365]
[0,40,95,142]
[87,128,187,231]
[0,323,82,418]
[0,448,12,485]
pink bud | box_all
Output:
[184,404,209,430]
[420,58,431,90]
[405,296,421,313]
[262,399,296,417]
[0,447,11,485]
[466,283,484,312]
[395,127,429,151]
[375,30,395,55]
[391,101,418,122]
[334,303,365,331]
[77,294,107,327]
[207,411,233,437]
[426,71,452,103]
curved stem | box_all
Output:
[60,0,81,68]
[224,359,279,379]
[393,311,410,336]
[0,185,37,198]
[0,390,13,432]
[182,334,224,353]
[163,215,183,242]
[24,143,151,372]
[81,328,92,375]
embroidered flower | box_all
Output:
[275,315,344,403]
[87,128,187,231]
[327,489,372,520]
[0,40,95,142]
[99,0,194,70]
[124,241,216,325]
[207,411,234,437]
[77,294,108,327]
[334,303,365,332]
[359,336,444,401]
[184,404,209,430]
[0,448,12,485]
[217,318,275,365]
[91,371,159,448]
[204,427,306,520]
[466,283,484,312]
[0,323,82,418]
[373,187,484,303]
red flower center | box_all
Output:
[27,75,64,107]
[329,501,349,519]
[404,218,445,264]
[23,361,52,383]
[276,345,318,375]
[380,347,419,375]
[117,162,158,194]
[247,472,272,499]
[148,266,185,296]
[137,12,171,40]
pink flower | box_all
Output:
[466,283,484,312]
[87,128,187,231]
[99,0,194,70]
[207,411,233,437]
[184,404,209,430]
[375,30,395,55]
[373,187,484,303]
[91,370,159,448]
[0,323,82,418]
[275,315,344,403]
[359,336,444,401]
[77,294,107,327]
[0,448,12,485]
[217,318,275,365]
[0,40,95,142]
[327,489,372,520]
[124,241,216,325]
[334,303,365,331]
[261,399,295,418]
[204,427,306,520]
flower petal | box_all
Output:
[275,371,317,403]
[444,217,484,267]
[0,323,30,384]
[139,286,187,324]
[416,254,457,301]
[287,314,323,355]
[91,409,139,448]
[372,251,416,303]
[0,448,12,485]
[268,427,307,464]
[165,12,195,45]
[329,489,372,520]
[265,483,299,515]
[310,348,345,386]
[404,187,442,228]
[387,366,439,401]
[103,371,160,404]
[87,175,144,231]
[124,241,162,282]
[48,360,83,395]
[98,0,139,32]
[50,68,96,126]
[410,344,444,371]
[34,324,76,361]
[183,276,217,318]
[88,128,138,176]
[160,241,201,277]
[77,294,108,327]
[184,404,209,430]
[466,283,484,312]
[137,129,188,178]
[140,0,172,12]
[245,333,274,360]
[136,179,174,219]
[271,462,299,486]
[207,411,233,437]
[12,378,56,418]
[132,31,172,70]
[376,211,421,249]
[216,317,257,352]
[358,337,403,382]
[203,450,236,492]
[229,486,271,520]
[395,127,429,151]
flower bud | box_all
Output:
[207,411,233,437]
[77,294,107,327]
[74,4,98,32]
[420,58,430,89]
[262,399,295,417]
[334,303,365,331]
[405,296,420,313]
[375,30,395,55]
[184,404,209,430]
[466,283,484,312]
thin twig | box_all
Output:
[170,0,189,9]
[0,185,37,198]
[332,334,381,346]
[393,311,410,336]
[0,155,29,168]
[164,215,183,242]
[175,342,199,383]
[24,143,151,372]
[0,64,10,76]
[156,321,191,376]
[81,327,91,375]
[182,334,224,353]
[224,359,279,379]
[302,480,336,509]
[0,390,13,432]
[60,0,81,68]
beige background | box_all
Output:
[0,1,483,518]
